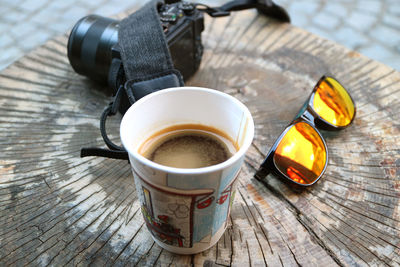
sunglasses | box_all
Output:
[254,75,356,187]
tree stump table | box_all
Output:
[1,8,399,267]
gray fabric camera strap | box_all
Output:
[81,0,183,160]
[118,0,184,103]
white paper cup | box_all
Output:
[120,87,254,254]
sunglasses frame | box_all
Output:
[255,75,356,188]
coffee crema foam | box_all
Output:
[139,124,238,168]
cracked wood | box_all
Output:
[1,8,400,267]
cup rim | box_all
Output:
[120,86,255,175]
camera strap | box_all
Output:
[81,0,184,160]
[119,0,184,91]
[196,0,290,22]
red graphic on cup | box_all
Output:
[196,195,214,209]
[217,186,232,205]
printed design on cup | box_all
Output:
[133,169,214,248]
[168,201,189,218]
[211,168,240,236]
[196,195,215,209]
[132,159,242,248]
[216,185,232,205]
[141,190,186,247]
[171,164,241,245]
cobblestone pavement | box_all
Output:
[279,0,400,70]
[1,0,399,70]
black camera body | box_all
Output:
[67,1,204,87]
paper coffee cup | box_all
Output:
[120,87,254,254]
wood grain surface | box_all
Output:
[1,9,399,267]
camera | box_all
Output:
[67,1,204,87]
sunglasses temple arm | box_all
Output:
[254,165,271,181]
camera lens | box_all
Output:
[67,15,119,83]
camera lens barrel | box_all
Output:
[67,15,119,83]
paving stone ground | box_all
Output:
[1,0,399,70]
[279,0,400,70]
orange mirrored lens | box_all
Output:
[273,122,326,184]
[312,77,355,127]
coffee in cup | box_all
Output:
[139,124,238,168]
